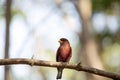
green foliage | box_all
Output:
[92,0,120,12]
[0,2,26,20]
[11,9,26,19]
[95,28,120,73]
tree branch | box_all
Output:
[0,58,120,79]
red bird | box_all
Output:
[56,38,72,79]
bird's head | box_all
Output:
[58,38,70,45]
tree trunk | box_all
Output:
[75,0,106,80]
[4,0,12,80]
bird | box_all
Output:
[56,38,72,79]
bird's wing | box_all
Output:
[56,47,61,62]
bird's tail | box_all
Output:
[56,68,63,79]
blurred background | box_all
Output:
[0,0,120,80]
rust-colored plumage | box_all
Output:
[56,38,72,79]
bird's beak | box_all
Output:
[58,40,63,43]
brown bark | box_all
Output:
[4,0,12,80]
[0,58,120,80]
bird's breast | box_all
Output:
[60,46,70,58]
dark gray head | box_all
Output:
[58,38,70,45]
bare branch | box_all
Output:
[0,58,120,80]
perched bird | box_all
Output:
[56,38,72,79]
